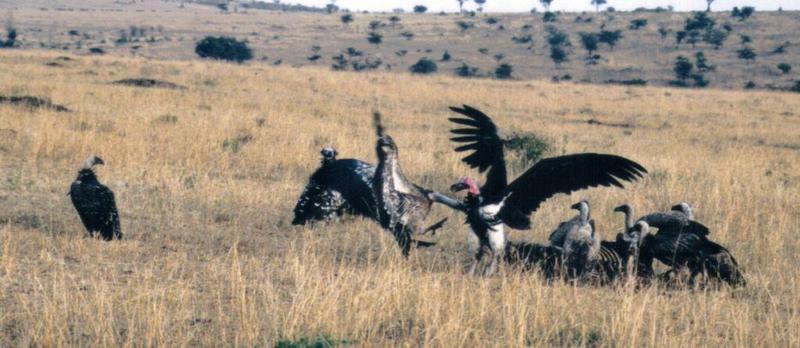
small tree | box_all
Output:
[475,0,487,13]
[389,16,401,27]
[195,36,253,63]
[658,24,669,39]
[579,32,599,56]
[441,50,451,61]
[495,63,513,79]
[705,0,714,12]
[542,11,557,23]
[673,56,693,86]
[410,58,437,74]
[598,30,622,50]
[367,32,382,47]
[400,31,414,40]
[457,0,466,13]
[368,20,383,31]
[539,0,553,11]
[340,14,353,25]
[455,63,479,77]
[737,47,756,61]
[591,0,606,12]
[777,63,791,74]
[413,5,428,13]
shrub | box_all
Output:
[367,32,382,47]
[791,81,800,93]
[389,16,401,26]
[485,17,500,25]
[744,81,756,89]
[546,27,570,47]
[455,63,479,77]
[340,14,353,25]
[658,25,669,39]
[195,36,252,62]
[550,46,569,66]
[400,31,414,40]
[685,11,715,31]
[737,47,756,61]
[89,47,105,54]
[739,34,751,44]
[456,21,474,32]
[542,11,557,23]
[598,30,622,50]
[409,58,437,74]
[505,133,550,167]
[368,20,383,30]
[732,6,754,21]
[512,34,533,44]
[1,28,17,48]
[703,29,728,49]
[772,41,790,54]
[413,5,427,13]
[495,64,513,79]
[777,63,791,74]
[441,50,451,61]
[695,52,714,72]
[629,19,648,30]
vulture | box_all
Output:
[504,241,563,280]
[372,113,463,256]
[68,155,122,241]
[292,147,377,225]
[628,203,745,287]
[549,200,600,280]
[447,105,647,275]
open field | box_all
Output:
[1,1,799,90]
[1,49,800,346]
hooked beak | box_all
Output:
[95,158,105,166]
[570,202,582,210]
[670,204,682,212]
[450,182,469,193]
[613,205,626,213]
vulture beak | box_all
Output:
[613,205,626,213]
[95,157,105,166]
[450,182,470,193]
[670,204,683,212]
[570,202,582,210]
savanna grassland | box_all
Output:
[1,49,800,346]
[2,1,799,90]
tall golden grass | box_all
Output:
[1,50,799,346]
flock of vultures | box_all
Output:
[69,105,745,289]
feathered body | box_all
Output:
[69,156,122,241]
[292,148,377,225]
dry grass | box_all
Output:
[1,50,800,346]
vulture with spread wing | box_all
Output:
[447,105,647,275]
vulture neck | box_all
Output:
[76,168,98,183]
[381,151,412,194]
[624,208,634,230]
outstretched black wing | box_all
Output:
[639,212,710,236]
[500,153,647,230]
[448,105,508,200]
[292,159,377,225]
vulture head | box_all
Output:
[671,202,694,219]
[571,200,591,220]
[613,204,632,215]
[320,147,338,164]
[450,176,480,196]
[82,155,105,170]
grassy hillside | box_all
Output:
[1,2,799,90]
[1,50,799,346]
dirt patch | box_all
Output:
[112,78,186,90]
[0,96,70,112]
[584,118,634,128]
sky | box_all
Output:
[279,0,799,13]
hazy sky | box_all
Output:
[281,0,798,13]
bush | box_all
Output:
[512,34,533,44]
[579,32,599,56]
[195,36,252,63]
[777,63,791,74]
[455,63,480,77]
[598,30,622,50]
[695,52,714,72]
[550,46,569,66]
[673,56,694,86]
[732,6,755,21]
[456,21,474,32]
[441,50,451,61]
[629,19,648,30]
[744,81,756,89]
[685,11,715,31]
[505,133,550,167]
[658,25,669,39]
[702,29,728,49]
[772,41,790,54]
[367,32,382,46]
[409,58,437,74]
[400,31,414,40]
[340,14,353,24]
[542,11,557,23]
[495,64,513,79]
[413,5,427,13]
[1,28,17,48]
[737,47,756,61]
